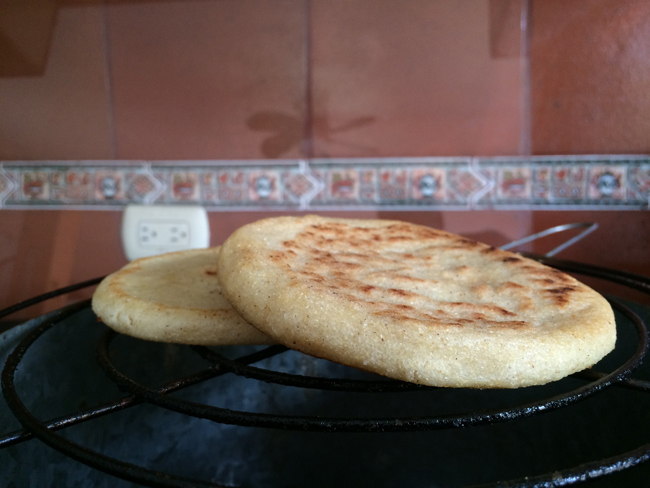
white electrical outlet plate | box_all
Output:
[121,205,210,261]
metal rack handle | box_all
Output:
[500,222,599,257]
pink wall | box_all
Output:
[1,0,649,318]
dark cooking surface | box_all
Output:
[1,298,650,487]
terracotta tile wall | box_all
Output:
[108,0,307,159]
[0,5,114,159]
[0,0,649,319]
[309,0,523,157]
[530,0,650,155]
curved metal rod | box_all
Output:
[191,345,431,393]
[1,302,284,488]
[0,341,286,449]
[469,441,650,488]
[500,222,598,257]
[0,276,104,321]
[2,245,650,487]
[96,298,646,434]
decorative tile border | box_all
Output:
[0,156,648,210]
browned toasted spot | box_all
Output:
[445,301,517,318]
[551,269,575,284]
[547,286,576,294]
[387,235,415,243]
[330,269,348,277]
[477,303,517,317]
[269,251,287,263]
[359,285,376,293]
[456,318,474,325]
[372,311,531,330]
[417,228,447,239]
[533,278,556,285]
[389,274,429,284]
[502,256,522,263]
[387,288,417,298]
[205,270,217,276]
[372,308,442,323]
[383,224,446,240]
[429,245,472,252]
[484,320,529,330]
[313,254,335,264]
[385,223,412,232]
[472,284,490,298]
[518,266,575,284]
[439,321,464,327]
[457,238,480,247]
[481,246,499,254]
[517,297,535,311]
[496,281,526,292]
[311,223,348,232]
[300,271,325,282]
[494,306,517,317]
[283,240,299,249]
[345,292,362,302]
[544,286,577,306]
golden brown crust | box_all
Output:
[217,215,616,388]
[92,247,273,345]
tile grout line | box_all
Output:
[301,0,315,159]
[100,2,119,160]
[519,0,532,157]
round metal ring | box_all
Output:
[3,257,650,487]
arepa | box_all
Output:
[92,247,273,345]
[217,215,616,388]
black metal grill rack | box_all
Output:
[2,254,650,488]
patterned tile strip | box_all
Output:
[0,157,648,210]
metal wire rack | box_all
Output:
[2,228,650,487]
